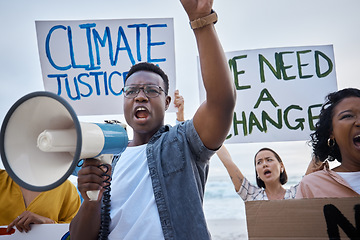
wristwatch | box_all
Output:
[190,9,218,30]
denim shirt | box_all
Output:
[112,119,215,240]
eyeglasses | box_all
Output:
[122,84,166,99]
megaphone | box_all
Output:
[0,91,128,200]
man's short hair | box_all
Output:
[125,62,169,95]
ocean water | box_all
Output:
[204,176,245,220]
[203,175,248,239]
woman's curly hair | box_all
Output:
[311,88,360,163]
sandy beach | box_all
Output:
[207,218,248,240]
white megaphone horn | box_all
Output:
[0,91,128,201]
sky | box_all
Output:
[1,0,360,177]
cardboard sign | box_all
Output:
[0,224,69,239]
[36,18,176,115]
[198,45,337,143]
[245,197,360,239]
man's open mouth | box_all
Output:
[135,107,149,119]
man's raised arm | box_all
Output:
[181,0,236,150]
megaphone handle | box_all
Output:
[86,154,113,201]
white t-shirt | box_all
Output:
[108,144,164,240]
[337,171,360,194]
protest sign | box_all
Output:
[245,197,360,239]
[198,45,337,143]
[36,18,175,115]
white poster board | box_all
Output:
[36,18,175,115]
[198,45,338,143]
[0,224,70,239]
